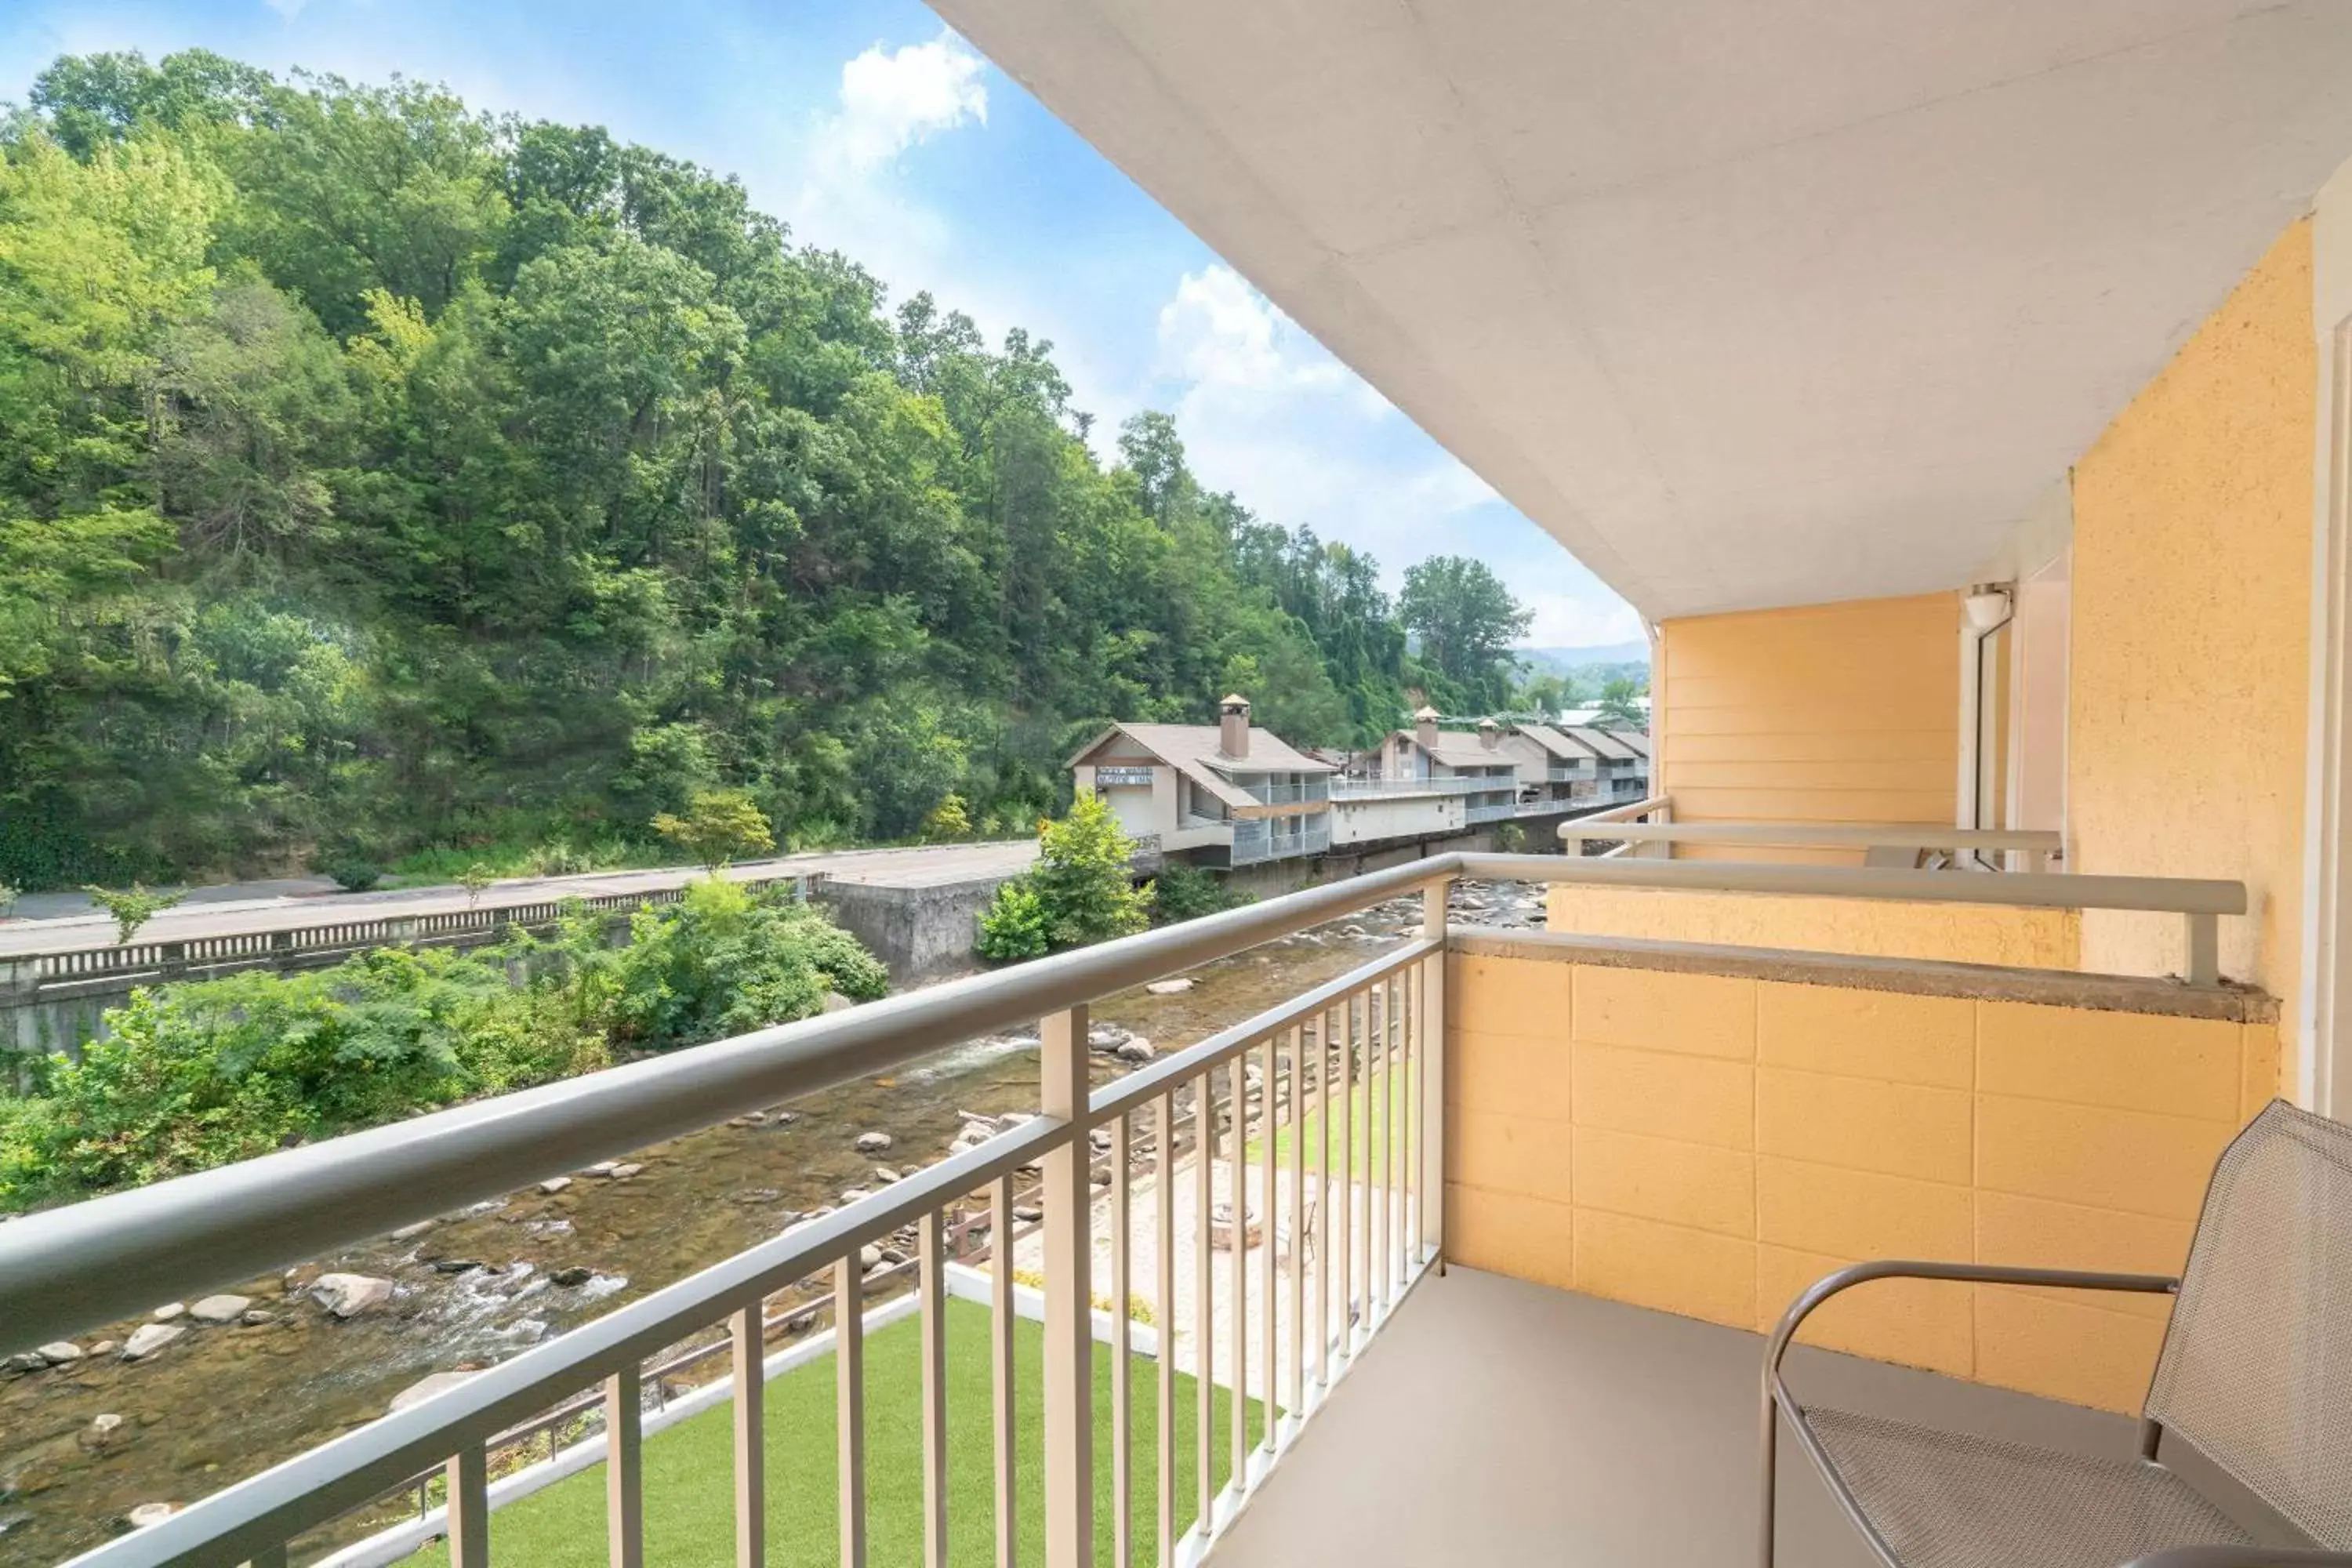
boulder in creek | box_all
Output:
[549,1266,593,1287]
[2,1352,46,1374]
[609,1162,644,1179]
[390,1220,437,1242]
[538,1177,572,1196]
[1145,978,1194,995]
[310,1273,395,1319]
[149,1302,186,1323]
[854,1131,893,1155]
[189,1294,252,1326]
[125,1503,176,1529]
[79,1414,127,1452]
[858,1243,884,1271]
[120,1323,186,1361]
[38,1341,82,1366]
[1116,1040,1156,1063]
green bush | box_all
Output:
[324,858,383,892]
[976,882,1050,961]
[1149,862,1250,926]
[0,884,886,1208]
[975,794,1150,962]
[652,789,775,870]
[920,793,973,843]
[82,883,186,944]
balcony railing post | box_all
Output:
[2185,911,2220,987]
[1040,1004,1095,1568]
[1419,877,1450,1264]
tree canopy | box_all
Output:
[0,50,1534,888]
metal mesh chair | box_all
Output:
[1761,1100,2352,1568]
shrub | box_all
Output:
[975,882,1050,961]
[0,882,16,919]
[1149,862,1250,925]
[975,793,1151,962]
[82,883,186,944]
[324,858,383,892]
[920,793,973,843]
[459,862,495,906]
[652,789,776,870]
[0,884,887,1208]
[1492,822,1528,853]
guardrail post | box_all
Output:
[1040,1004,1094,1568]
[2185,912,2220,987]
[1420,879,1450,1265]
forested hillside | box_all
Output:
[0,50,1529,889]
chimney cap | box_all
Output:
[1220,693,1250,709]
[1413,705,1440,721]
[1477,717,1500,729]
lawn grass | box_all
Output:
[412,1301,1258,1567]
[1249,1063,1416,1174]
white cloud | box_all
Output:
[1517,590,1646,648]
[1155,264,1344,391]
[812,33,987,176]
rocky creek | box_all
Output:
[0,880,1545,1566]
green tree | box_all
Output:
[920,793,973,842]
[652,789,777,870]
[1399,557,1534,711]
[82,884,186,944]
[1595,675,1648,728]
[977,793,1151,960]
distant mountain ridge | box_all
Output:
[1515,640,1650,673]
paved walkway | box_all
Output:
[1011,1150,1410,1399]
[0,841,1038,956]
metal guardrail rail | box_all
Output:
[0,848,2251,1566]
[1563,819,2063,869]
[2,877,808,988]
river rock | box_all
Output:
[310,1273,395,1319]
[150,1302,186,1323]
[1087,1022,1132,1053]
[120,1323,185,1361]
[189,1294,252,1326]
[610,1162,644,1179]
[389,1370,478,1414]
[87,1340,119,1357]
[1012,1204,1043,1224]
[38,1341,82,1366]
[432,1258,481,1274]
[241,1309,276,1327]
[81,1414,126,1452]
[125,1503,176,1529]
[3,1352,46,1374]
[550,1266,593,1287]
[538,1177,572,1195]
[581,1160,619,1178]
[390,1220,437,1241]
[840,1187,872,1204]
[858,1243,884,1270]
[1116,1040,1155,1063]
[1145,978,1194,995]
[854,1131,893,1154]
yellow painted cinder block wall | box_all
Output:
[1544,887,2078,970]
[1444,944,2282,1414]
[2068,220,2314,1049]
[1652,592,1960,858]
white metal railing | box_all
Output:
[1561,818,2064,874]
[1329,775,1479,799]
[0,851,2253,1568]
[1232,779,1331,806]
[1465,798,1519,825]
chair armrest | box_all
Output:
[2123,1550,2352,1567]
[1766,1259,2179,1379]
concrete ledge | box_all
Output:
[1447,926,2279,1022]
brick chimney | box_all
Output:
[1414,705,1440,754]
[1479,717,1502,750]
[1220,694,1250,759]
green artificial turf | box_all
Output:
[1250,1062,1415,1173]
[412,1301,1258,1566]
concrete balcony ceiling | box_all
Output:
[929,0,2352,617]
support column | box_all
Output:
[1419,880,1450,1261]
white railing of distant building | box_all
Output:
[1330,776,1479,800]
[0,851,2256,1568]
[1233,779,1332,806]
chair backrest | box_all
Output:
[2145,1100,2352,1548]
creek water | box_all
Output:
[0,882,1544,1566]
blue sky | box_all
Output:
[0,0,1641,648]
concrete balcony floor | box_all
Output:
[1212,1267,2147,1568]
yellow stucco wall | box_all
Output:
[1545,887,2078,970]
[2069,220,2314,1029]
[1653,591,1960,858]
[1446,949,2282,1414]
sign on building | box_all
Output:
[1094,766,1155,787]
